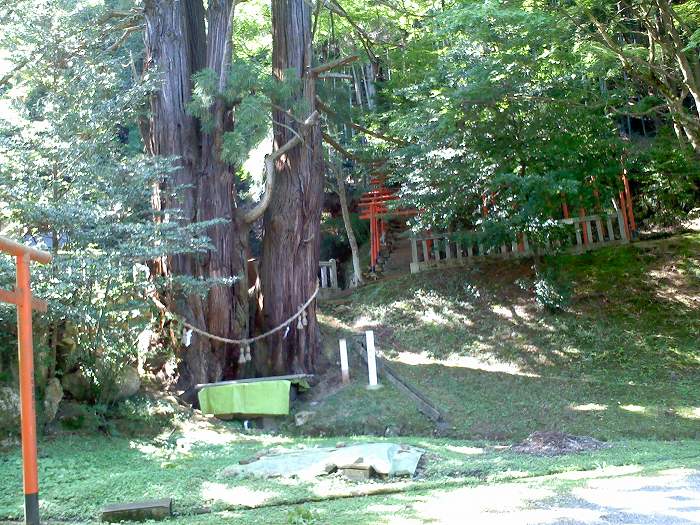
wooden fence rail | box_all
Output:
[408,209,629,274]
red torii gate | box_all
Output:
[359,176,416,271]
[0,236,51,525]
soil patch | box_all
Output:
[512,431,610,456]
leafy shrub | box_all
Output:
[287,506,317,525]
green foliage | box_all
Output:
[321,211,370,261]
[532,266,572,313]
[286,506,318,525]
[375,0,625,245]
[629,131,700,227]
[0,0,212,399]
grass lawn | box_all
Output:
[2,423,700,524]
[310,233,700,440]
[1,234,699,524]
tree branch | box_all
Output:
[316,97,410,146]
[310,55,359,75]
[322,131,387,166]
[243,111,320,224]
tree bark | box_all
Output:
[333,164,363,287]
[144,0,248,393]
[258,0,322,376]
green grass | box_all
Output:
[2,235,699,523]
[313,233,700,440]
[2,428,700,524]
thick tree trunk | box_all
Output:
[144,0,247,392]
[258,0,322,376]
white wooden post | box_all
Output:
[321,265,328,288]
[339,339,350,384]
[365,330,380,389]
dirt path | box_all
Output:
[397,467,700,524]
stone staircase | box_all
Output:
[369,219,413,277]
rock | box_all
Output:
[43,378,63,423]
[384,426,400,437]
[61,369,93,402]
[114,366,141,401]
[341,467,372,481]
[0,387,20,435]
[294,410,316,427]
[58,401,101,432]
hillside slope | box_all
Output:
[305,233,700,441]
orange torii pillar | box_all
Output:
[0,236,51,525]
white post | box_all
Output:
[365,330,380,389]
[339,339,350,384]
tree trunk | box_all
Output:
[258,0,322,376]
[144,0,248,393]
[333,164,362,287]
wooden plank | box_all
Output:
[433,239,441,261]
[585,220,593,247]
[422,240,429,262]
[195,374,314,391]
[321,267,328,288]
[0,289,48,312]
[595,219,604,244]
[352,338,445,424]
[102,499,172,523]
[330,259,339,288]
[365,331,380,389]
[574,222,583,248]
[606,215,615,241]
[444,238,452,259]
[410,237,418,266]
[339,339,350,384]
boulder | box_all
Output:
[113,366,141,401]
[294,410,316,427]
[58,401,101,432]
[43,378,64,423]
[61,369,93,402]
[0,387,20,435]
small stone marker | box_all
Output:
[341,467,373,481]
[365,331,380,389]
[101,498,172,522]
[339,338,350,384]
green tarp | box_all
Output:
[198,380,291,416]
